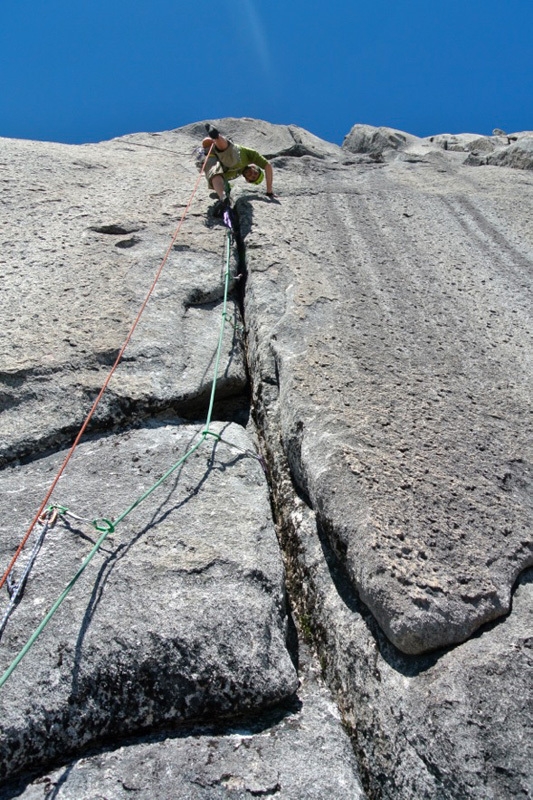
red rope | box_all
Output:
[0,144,214,591]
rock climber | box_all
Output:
[200,124,276,213]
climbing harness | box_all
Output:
[0,150,256,689]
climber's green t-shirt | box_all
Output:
[221,145,269,180]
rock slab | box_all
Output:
[2,118,532,798]
[242,122,533,653]
[0,645,364,800]
[0,422,297,781]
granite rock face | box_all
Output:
[0,134,246,466]
[1,119,532,798]
[343,123,419,156]
[1,644,364,800]
[277,495,533,799]
[476,135,533,169]
[0,423,298,780]
[343,122,533,170]
[243,122,532,654]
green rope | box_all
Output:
[0,228,234,690]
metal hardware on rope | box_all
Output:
[0,516,50,643]
[37,506,60,529]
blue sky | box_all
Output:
[1,0,531,145]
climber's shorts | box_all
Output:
[205,142,241,188]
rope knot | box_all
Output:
[92,518,116,534]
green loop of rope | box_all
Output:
[92,518,116,534]
[0,228,234,690]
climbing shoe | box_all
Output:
[212,197,231,218]
[205,124,219,139]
